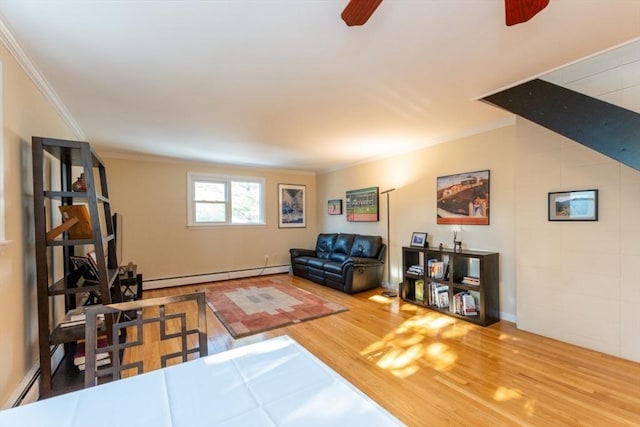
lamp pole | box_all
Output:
[380,188,396,297]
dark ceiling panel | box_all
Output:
[482,79,640,171]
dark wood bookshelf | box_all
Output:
[32,137,122,398]
[401,246,499,326]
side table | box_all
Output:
[120,273,143,301]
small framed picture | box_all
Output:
[548,189,598,221]
[278,183,306,228]
[410,232,428,248]
[328,199,342,215]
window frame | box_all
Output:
[187,172,266,227]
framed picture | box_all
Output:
[437,170,490,225]
[548,189,598,221]
[69,255,99,280]
[278,184,306,228]
[328,199,342,215]
[410,232,428,248]
[346,187,379,222]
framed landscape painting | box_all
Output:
[346,187,379,222]
[548,189,598,221]
[278,184,306,228]
[437,170,490,225]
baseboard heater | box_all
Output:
[143,264,291,290]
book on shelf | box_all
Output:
[406,265,424,275]
[437,288,449,308]
[74,337,110,366]
[429,284,449,308]
[461,276,480,286]
[453,292,478,316]
[415,279,424,302]
[59,307,104,328]
[426,259,445,279]
[77,357,111,372]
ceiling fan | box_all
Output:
[341,0,550,27]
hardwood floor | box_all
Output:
[144,274,640,426]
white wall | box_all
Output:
[515,118,640,362]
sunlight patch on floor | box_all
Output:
[360,306,466,378]
[494,386,523,401]
[368,295,395,305]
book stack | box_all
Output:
[453,292,478,316]
[60,308,105,329]
[461,276,480,286]
[406,265,424,276]
[74,337,111,371]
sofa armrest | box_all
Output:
[290,248,316,258]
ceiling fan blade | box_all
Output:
[505,0,549,26]
[341,0,383,27]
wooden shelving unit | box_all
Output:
[32,137,121,398]
[401,246,499,326]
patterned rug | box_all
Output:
[203,279,348,338]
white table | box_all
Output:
[0,335,404,426]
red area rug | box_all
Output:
[203,279,347,338]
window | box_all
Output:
[187,173,265,226]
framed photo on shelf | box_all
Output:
[437,170,490,225]
[548,189,598,221]
[278,183,306,228]
[345,187,379,222]
[70,255,99,280]
[327,199,342,215]
[410,232,428,248]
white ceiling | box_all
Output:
[1,1,639,172]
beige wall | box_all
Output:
[0,44,76,404]
[317,126,517,319]
[515,118,640,362]
[319,120,639,362]
[102,155,318,282]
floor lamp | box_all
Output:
[380,188,396,297]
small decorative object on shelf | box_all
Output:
[72,173,87,192]
[453,231,462,252]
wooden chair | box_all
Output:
[83,292,208,388]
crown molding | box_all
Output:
[0,17,85,139]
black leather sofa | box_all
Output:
[290,233,386,294]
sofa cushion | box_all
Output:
[323,261,344,275]
[307,257,327,269]
[292,256,316,266]
[315,233,337,259]
[329,233,355,262]
[350,235,383,259]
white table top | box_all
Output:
[0,335,404,426]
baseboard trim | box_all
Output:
[143,265,291,290]
[3,345,64,409]
[500,312,517,323]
